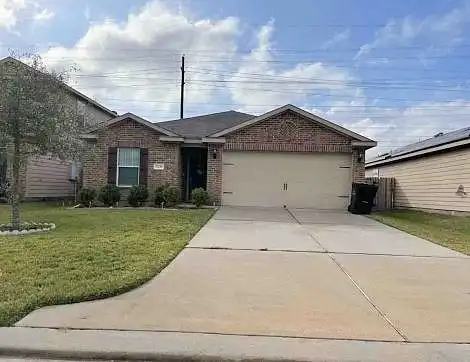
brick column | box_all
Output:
[206,144,223,205]
[352,148,365,182]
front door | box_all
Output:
[182,147,208,201]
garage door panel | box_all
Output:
[222,152,352,209]
[223,163,284,207]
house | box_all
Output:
[82,104,376,209]
[0,57,117,201]
[365,127,470,212]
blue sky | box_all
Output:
[1,0,470,156]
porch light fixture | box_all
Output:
[357,154,364,163]
[212,149,218,159]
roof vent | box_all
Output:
[434,132,444,137]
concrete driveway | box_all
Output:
[17,207,470,344]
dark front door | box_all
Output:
[0,155,7,199]
[182,147,208,201]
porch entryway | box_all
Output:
[181,147,208,202]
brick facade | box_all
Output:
[352,148,366,182]
[214,110,366,204]
[84,111,368,206]
[224,110,352,153]
[206,143,223,204]
[83,118,181,197]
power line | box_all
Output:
[25,54,470,62]
[68,66,470,83]
[55,63,470,76]
[67,77,470,92]
[186,68,470,82]
[96,97,470,114]
[9,43,470,52]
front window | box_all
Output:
[117,148,140,187]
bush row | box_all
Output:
[79,185,210,208]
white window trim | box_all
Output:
[116,148,140,188]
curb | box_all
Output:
[1,328,470,362]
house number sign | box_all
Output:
[153,163,165,170]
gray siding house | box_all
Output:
[0,57,117,201]
[366,128,470,213]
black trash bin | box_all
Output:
[348,183,378,215]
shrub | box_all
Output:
[98,185,121,207]
[154,184,168,206]
[128,185,149,207]
[79,187,96,207]
[162,186,180,207]
[154,184,180,207]
[191,188,210,208]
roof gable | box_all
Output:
[209,104,375,144]
[88,113,179,137]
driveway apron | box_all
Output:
[17,207,470,344]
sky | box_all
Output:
[1,0,470,157]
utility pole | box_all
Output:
[180,55,185,119]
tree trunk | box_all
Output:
[11,131,21,230]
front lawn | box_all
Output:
[370,210,470,255]
[0,204,214,326]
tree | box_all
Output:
[0,54,84,229]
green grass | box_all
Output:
[370,209,470,255]
[0,203,214,326]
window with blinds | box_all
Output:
[117,148,140,187]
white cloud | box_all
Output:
[0,0,55,30]
[36,0,470,158]
[321,29,350,49]
[33,7,54,22]
[41,10,363,119]
[84,5,90,21]
[0,0,27,29]
[322,100,470,158]
[42,0,240,119]
[228,23,362,114]
[355,2,470,60]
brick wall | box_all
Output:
[208,110,367,204]
[224,110,352,153]
[352,148,366,182]
[206,143,223,204]
[83,113,368,206]
[83,118,181,197]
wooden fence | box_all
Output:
[365,177,395,211]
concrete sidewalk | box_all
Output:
[1,328,470,362]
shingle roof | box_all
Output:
[157,110,255,138]
[366,126,470,166]
[391,127,470,157]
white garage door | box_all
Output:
[222,152,352,209]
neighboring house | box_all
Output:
[83,104,376,209]
[365,127,470,212]
[0,57,117,201]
